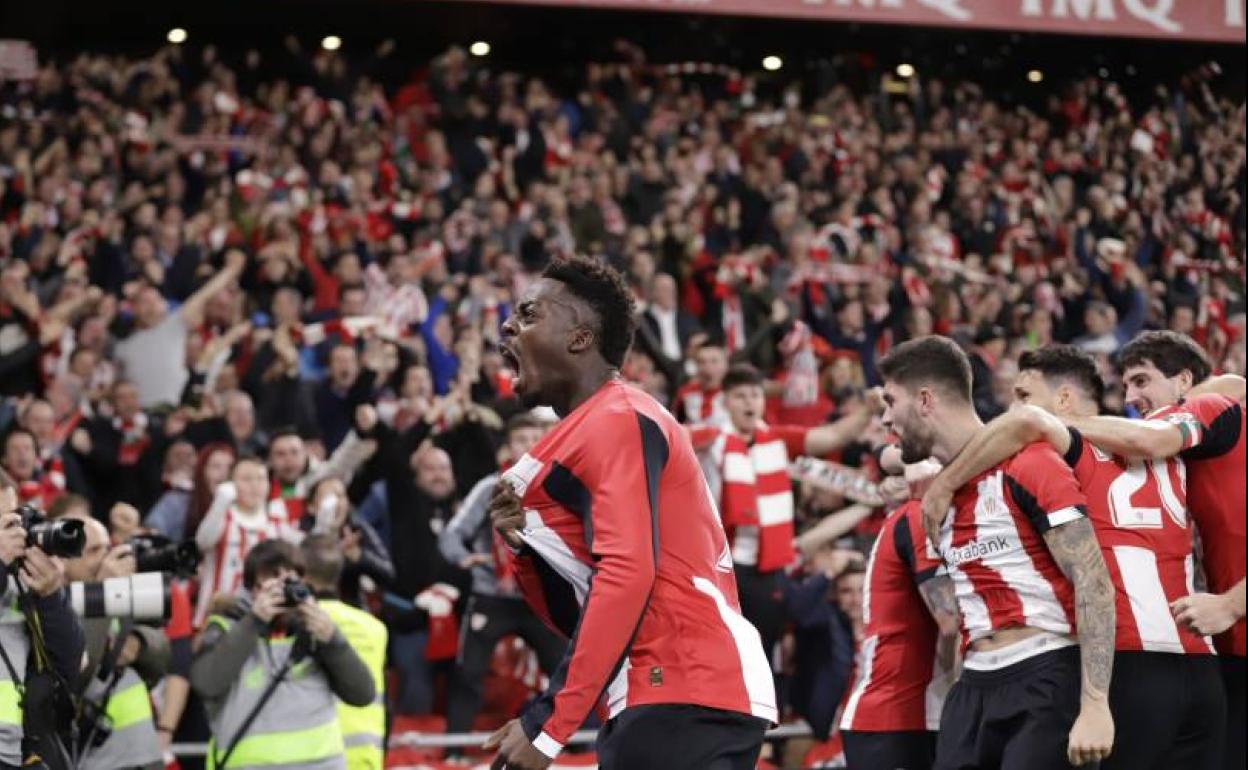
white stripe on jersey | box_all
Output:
[1113,545,1184,653]
[860,529,886,627]
[941,472,1072,642]
[839,634,879,730]
[606,658,631,718]
[520,509,593,605]
[939,517,992,642]
[692,577,778,724]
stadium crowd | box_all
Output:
[0,32,1244,770]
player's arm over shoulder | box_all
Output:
[1006,442,1089,534]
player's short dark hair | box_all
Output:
[877,335,972,404]
[1119,331,1212,384]
[243,539,304,590]
[722,364,765,392]
[1018,345,1105,405]
[542,255,636,368]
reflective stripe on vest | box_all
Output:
[80,667,162,770]
[0,592,29,767]
[319,600,387,770]
[204,614,346,770]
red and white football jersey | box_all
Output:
[501,380,776,758]
[841,501,951,733]
[1152,394,1246,656]
[1063,428,1212,654]
[938,442,1088,648]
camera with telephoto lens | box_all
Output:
[16,504,86,559]
[281,576,312,608]
[69,572,171,621]
[128,533,199,576]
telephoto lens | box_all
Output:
[281,576,312,607]
[69,572,171,620]
[17,504,86,558]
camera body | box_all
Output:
[17,504,85,559]
[281,576,312,608]
[128,534,199,576]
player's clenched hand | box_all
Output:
[1171,592,1241,636]
[1067,701,1114,766]
[489,480,525,548]
[484,719,551,770]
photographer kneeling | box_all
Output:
[191,540,375,770]
[65,517,169,770]
[0,476,86,770]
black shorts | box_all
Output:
[1102,651,1224,770]
[842,730,936,770]
[595,704,767,770]
[935,646,1082,770]
[1222,656,1245,770]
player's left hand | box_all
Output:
[920,478,954,551]
[484,719,552,770]
[1067,700,1114,766]
[1171,592,1241,636]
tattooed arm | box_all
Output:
[1044,517,1116,766]
[917,574,961,676]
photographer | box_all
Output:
[300,534,387,770]
[64,517,168,770]
[0,475,86,770]
[190,540,374,770]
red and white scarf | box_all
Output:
[715,425,796,572]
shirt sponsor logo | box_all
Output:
[945,535,1012,565]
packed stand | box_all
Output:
[0,35,1244,769]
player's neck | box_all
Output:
[556,363,620,418]
[932,410,985,465]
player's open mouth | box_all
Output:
[501,345,522,383]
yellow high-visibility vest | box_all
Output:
[319,599,387,770]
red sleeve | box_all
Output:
[520,409,666,754]
[1155,394,1242,459]
[1004,442,1089,534]
[163,581,193,641]
[773,424,810,458]
[298,239,339,312]
[897,502,944,585]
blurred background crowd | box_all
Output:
[0,2,1243,766]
